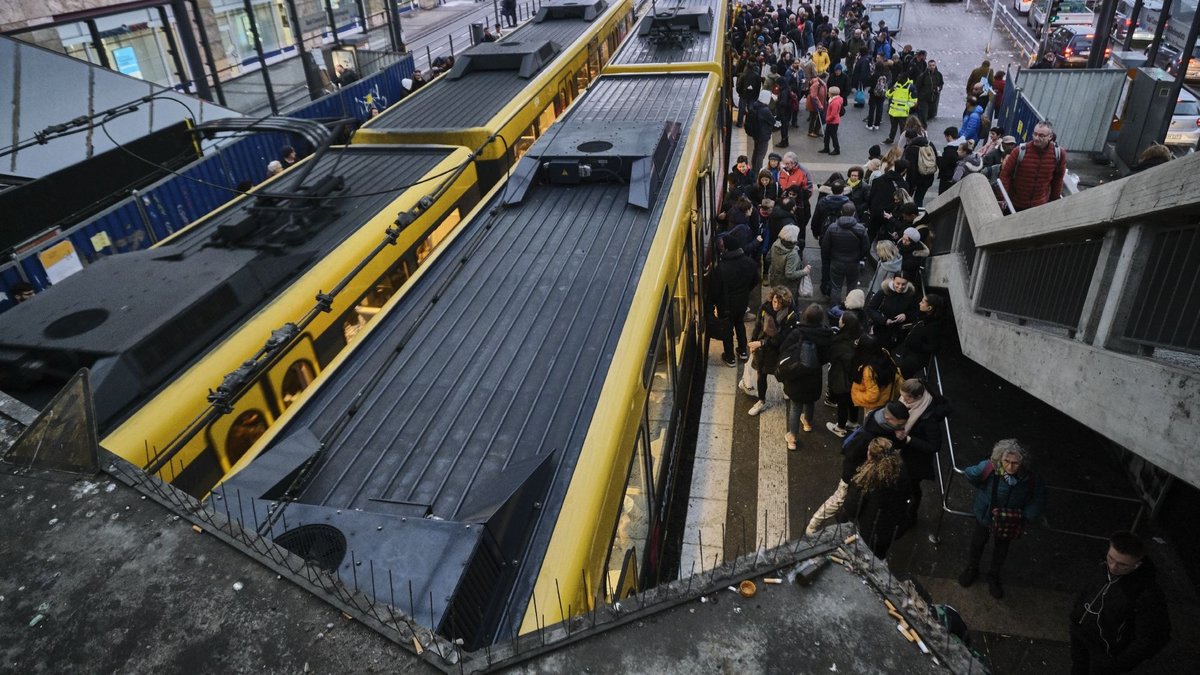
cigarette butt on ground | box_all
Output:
[887,609,904,622]
[830,555,846,565]
[844,534,858,545]
[884,599,897,612]
[896,623,916,642]
[727,586,740,593]
[191,524,202,534]
[411,636,424,655]
[917,637,931,654]
[763,578,783,584]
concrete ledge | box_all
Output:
[929,252,1200,488]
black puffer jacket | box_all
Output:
[779,323,833,404]
[825,329,857,396]
[821,215,869,265]
[895,314,943,378]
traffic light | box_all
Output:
[1049,0,1062,23]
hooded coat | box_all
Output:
[768,238,806,291]
[867,277,920,337]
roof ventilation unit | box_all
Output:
[504,121,681,209]
[446,40,562,79]
[640,5,713,46]
[535,0,608,22]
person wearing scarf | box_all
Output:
[894,378,952,522]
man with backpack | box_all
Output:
[866,59,889,131]
[903,132,938,207]
[999,120,1067,211]
[746,96,776,173]
[737,58,763,129]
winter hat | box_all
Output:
[780,224,801,243]
[844,288,866,310]
[768,152,782,162]
[903,227,921,243]
[760,198,776,210]
[1001,135,1017,145]
[885,400,911,420]
[868,145,882,160]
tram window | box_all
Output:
[225,409,268,465]
[646,314,676,485]
[513,122,538,158]
[280,359,317,409]
[416,208,462,263]
[538,103,557,137]
[606,430,651,595]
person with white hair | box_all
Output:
[265,160,283,177]
[767,223,811,297]
[959,439,1047,599]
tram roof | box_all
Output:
[609,0,724,69]
[0,146,459,424]
[368,9,611,131]
[221,73,712,635]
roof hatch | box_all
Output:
[446,40,562,79]
[503,121,681,209]
[534,0,608,21]
[639,4,714,45]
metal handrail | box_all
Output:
[923,222,1148,544]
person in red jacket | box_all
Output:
[999,120,1067,211]
[819,86,845,155]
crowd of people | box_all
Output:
[715,3,1171,671]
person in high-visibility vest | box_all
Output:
[884,73,918,145]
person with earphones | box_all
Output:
[1069,531,1170,674]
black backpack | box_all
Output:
[745,104,760,137]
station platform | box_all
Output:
[683,3,1199,672]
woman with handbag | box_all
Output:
[959,440,1047,600]
[743,286,797,416]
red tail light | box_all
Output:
[1065,47,1073,56]
[1105,47,1112,56]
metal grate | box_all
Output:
[1123,224,1200,353]
[961,221,977,277]
[928,209,957,256]
[275,524,348,572]
[977,239,1104,328]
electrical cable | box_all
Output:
[97,112,474,201]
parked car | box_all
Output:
[1165,89,1200,149]
[1014,0,1033,14]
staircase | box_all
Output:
[922,156,1200,489]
